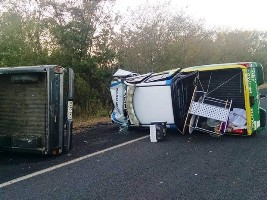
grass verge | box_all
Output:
[74,116,111,129]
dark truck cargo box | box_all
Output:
[0,65,74,155]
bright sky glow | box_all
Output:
[114,0,267,31]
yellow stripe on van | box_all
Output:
[182,64,246,72]
[242,69,252,135]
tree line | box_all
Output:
[0,0,267,118]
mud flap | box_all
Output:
[260,107,266,128]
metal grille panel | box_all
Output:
[189,102,230,122]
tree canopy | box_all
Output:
[0,0,267,117]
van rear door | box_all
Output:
[171,72,198,131]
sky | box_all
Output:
[114,0,267,31]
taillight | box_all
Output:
[238,63,251,68]
[53,66,62,73]
[232,129,244,134]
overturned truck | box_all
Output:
[110,62,266,136]
[0,65,74,154]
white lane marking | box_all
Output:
[0,135,149,189]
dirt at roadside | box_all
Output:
[259,83,267,89]
[73,117,111,134]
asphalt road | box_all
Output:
[0,123,148,184]
[0,90,267,199]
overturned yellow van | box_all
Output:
[110,62,266,137]
[182,62,265,136]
